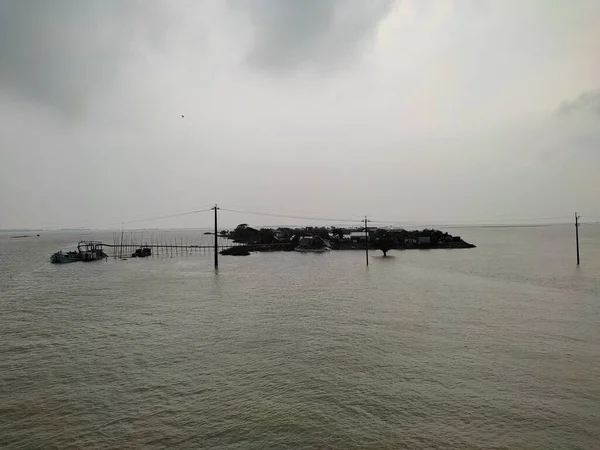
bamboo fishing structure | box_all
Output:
[108,231,234,259]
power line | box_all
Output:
[39,208,214,230]
[220,208,593,228]
[30,205,600,231]
[369,215,574,226]
[118,208,213,226]
[220,208,363,223]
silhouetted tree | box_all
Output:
[259,228,276,244]
[312,227,330,239]
[331,227,345,240]
[376,234,396,257]
[231,224,259,243]
[372,228,389,239]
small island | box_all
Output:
[220,224,475,256]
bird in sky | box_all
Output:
[181,115,184,118]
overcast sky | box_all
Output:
[1,0,599,229]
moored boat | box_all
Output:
[50,251,80,264]
[77,241,107,262]
[131,247,152,258]
[50,241,107,264]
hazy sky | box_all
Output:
[1,0,599,229]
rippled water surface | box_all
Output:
[1,226,599,449]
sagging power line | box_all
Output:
[219,208,364,224]
[30,204,598,236]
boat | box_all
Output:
[50,251,80,264]
[50,241,107,264]
[294,236,332,253]
[77,241,107,262]
[131,247,152,258]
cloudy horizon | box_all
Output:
[1,0,599,230]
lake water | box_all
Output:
[1,225,599,449]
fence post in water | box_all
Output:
[575,212,580,266]
[213,204,219,268]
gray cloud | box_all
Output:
[557,89,600,117]
[1,1,599,229]
[0,0,170,115]
[234,0,394,72]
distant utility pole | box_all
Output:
[575,212,580,266]
[364,216,370,266]
[213,204,219,268]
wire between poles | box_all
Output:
[39,208,214,230]
[220,208,364,223]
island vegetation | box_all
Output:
[220,224,475,256]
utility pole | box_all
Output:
[213,204,219,268]
[364,216,370,266]
[575,212,580,266]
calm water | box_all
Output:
[1,226,599,449]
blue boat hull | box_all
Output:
[50,253,78,264]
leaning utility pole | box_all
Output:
[575,212,580,266]
[364,216,370,266]
[213,204,219,268]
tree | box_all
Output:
[372,228,388,239]
[331,227,345,240]
[376,234,396,257]
[313,227,330,239]
[231,223,259,243]
[259,228,276,244]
